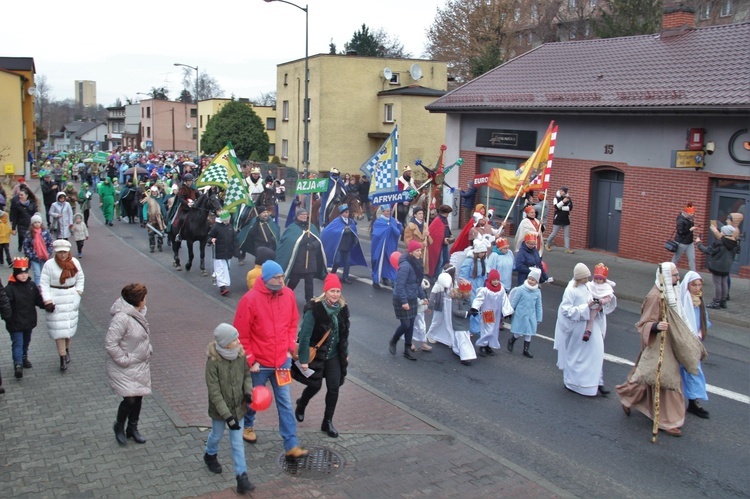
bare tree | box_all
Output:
[180,67,224,102]
[34,74,52,127]
[253,91,277,107]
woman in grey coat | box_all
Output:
[105,283,151,445]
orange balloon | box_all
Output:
[249,385,273,412]
[389,251,402,269]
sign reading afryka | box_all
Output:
[295,178,329,193]
[370,190,413,206]
[476,128,538,151]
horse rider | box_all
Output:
[319,168,347,228]
[396,165,418,234]
[173,173,198,241]
[246,166,265,205]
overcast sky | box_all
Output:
[5,0,443,106]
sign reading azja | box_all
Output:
[295,178,329,193]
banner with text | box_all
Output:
[370,190,413,206]
[295,178,329,194]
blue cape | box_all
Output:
[321,216,368,269]
[370,216,402,284]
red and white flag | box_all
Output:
[527,125,558,192]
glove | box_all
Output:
[243,392,252,405]
[469,308,479,317]
[45,303,56,313]
[582,330,591,342]
[226,416,240,430]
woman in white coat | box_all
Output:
[48,191,74,240]
[106,283,151,445]
[40,239,84,371]
[553,263,617,397]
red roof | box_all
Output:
[427,23,750,114]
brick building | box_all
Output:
[427,11,750,275]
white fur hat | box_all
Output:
[52,239,72,252]
[472,238,489,254]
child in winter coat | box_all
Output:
[469,269,514,357]
[584,263,615,341]
[696,225,741,309]
[4,258,45,379]
[0,274,12,393]
[204,323,255,495]
[208,211,237,296]
[71,213,89,258]
[0,209,12,266]
[507,267,544,358]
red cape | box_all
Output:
[427,216,447,276]
[450,220,474,255]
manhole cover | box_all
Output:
[278,446,344,478]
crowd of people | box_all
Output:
[0,153,738,494]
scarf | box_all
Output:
[524,281,538,291]
[407,254,425,284]
[32,227,49,261]
[411,217,424,234]
[55,252,79,285]
[323,299,341,334]
[216,341,240,360]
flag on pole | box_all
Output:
[196,143,252,213]
[488,121,556,198]
[527,124,558,192]
[359,126,398,199]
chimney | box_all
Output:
[662,3,696,31]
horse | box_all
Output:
[167,190,222,275]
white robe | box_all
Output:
[553,280,616,396]
[471,287,513,349]
[427,287,477,362]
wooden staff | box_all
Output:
[423,184,433,268]
[538,188,549,257]
[651,267,669,443]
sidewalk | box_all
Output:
[0,183,569,497]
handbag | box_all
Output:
[293,328,331,363]
[664,229,678,252]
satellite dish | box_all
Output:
[140,141,147,149]
[409,63,423,80]
[28,86,37,96]
[185,122,192,129]
[383,67,393,80]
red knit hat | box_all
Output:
[324,273,342,292]
[407,240,422,253]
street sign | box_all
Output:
[295,178,329,194]
[672,150,704,169]
[146,140,154,148]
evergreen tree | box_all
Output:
[200,100,269,161]
[594,0,663,38]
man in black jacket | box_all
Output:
[40,173,60,225]
[209,211,237,296]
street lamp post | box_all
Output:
[264,0,309,176]
[174,63,200,160]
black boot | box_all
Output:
[508,336,517,353]
[388,338,397,355]
[720,300,727,309]
[523,341,534,358]
[236,472,255,494]
[59,355,68,371]
[598,385,610,397]
[65,348,71,363]
[203,452,222,474]
[14,363,23,379]
[22,356,32,369]
[126,421,147,444]
[322,419,339,438]
[113,420,127,445]
[687,399,710,419]
[295,398,306,422]
[403,349,417,361]
[706,301,721,309]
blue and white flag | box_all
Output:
[359,126,398,200]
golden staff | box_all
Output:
[651,266,668,443]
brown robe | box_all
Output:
[616,286,686,430]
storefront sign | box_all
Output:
[476,128,538,151]
[672,150,705,169]
[473,173,490,186]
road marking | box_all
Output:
[535,333,750,405]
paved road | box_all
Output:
[1,196,747,498]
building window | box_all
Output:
[568,0,576,9]
[146,107,151,118]
[720,0,732,17]
[514,7,521,21]
[282,139,288,159]
[384,103,394,123]
[589,0,597,7]
[569,25,577,39]
[267,117,276,130]
[207,115,211,123]
[517,33,523,45]
[528,32,534,44]
[699,3,711,19]
[190,108,197,118]
[269,143,276,156]
[146,126,151,138]
[531,5,538,20]
[141,108,144,118]
[389,73,400,85]
[284,73,288,86]
[283,100,289,121]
